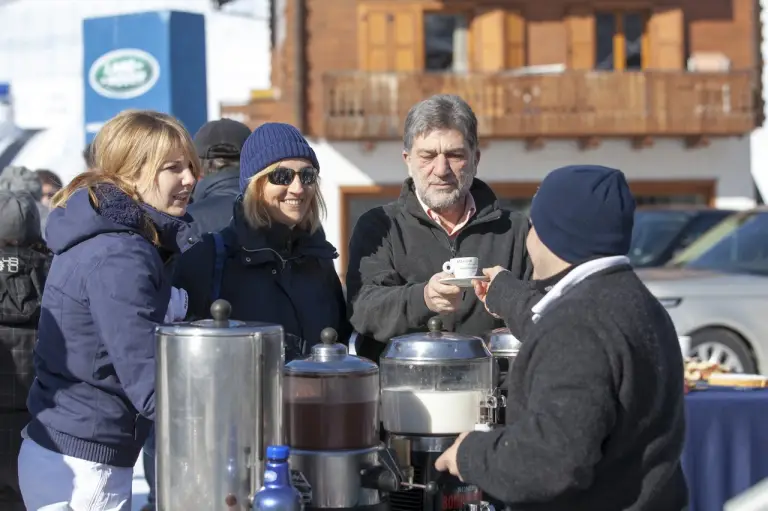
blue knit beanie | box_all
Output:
[239,122,320,193]
[529,165,636,264]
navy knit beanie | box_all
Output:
[239,122,320,193]
[529,165,636,264]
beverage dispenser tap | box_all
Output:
[478,390,507,429]
[364,443,440,495]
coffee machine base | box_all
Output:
[289,445,393,510]
[386,434,485,511]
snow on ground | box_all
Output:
[132,450,150,511]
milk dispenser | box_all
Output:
[155,300,285,510]
[380,318,504,511]
[285,327,401,510]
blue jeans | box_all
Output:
[143,428,156,506]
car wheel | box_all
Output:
[689,327,757,374]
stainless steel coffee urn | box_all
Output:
[483,327,522,425]
[284,327,401,510]
[380,317,504,511]
[155,299,285,510]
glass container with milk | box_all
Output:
[379,317,497,435]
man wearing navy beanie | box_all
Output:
[435,165,688,511]
[528,164,636,270]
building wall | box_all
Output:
[313,137,756,273]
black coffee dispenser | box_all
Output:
[284,328,399,510]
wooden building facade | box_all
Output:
[221,0,763,276]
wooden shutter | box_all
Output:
[358,4,423,71]
[505,11,525,69]
[648,7,684,69]
[566,5,595,69]
[358,8,391,71]
[470,8,526,71]
[392,9,422,71]
[471,9,506,71]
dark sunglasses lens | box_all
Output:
[268,167,317,186]
[269,168,294,185]
[299,168,318,185]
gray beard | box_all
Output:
[415,172,474,212]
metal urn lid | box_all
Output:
[154,299,282,337]
[380,317,492,362]
[285,328,378,375]
[484,328,522,357]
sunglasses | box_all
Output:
[267,167,318,186]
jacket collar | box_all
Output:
[398,177,502,227]
[94,184,193,253]
[229,197,338,264]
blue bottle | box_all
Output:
[252,445,303,511]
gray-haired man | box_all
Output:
[346,94,532,361]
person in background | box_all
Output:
[345,94,531,362]
[186,118,252,243]
[0,191,51,511]
[435,165,688,510]
[0,166,49,238]
[174,122,352,361]
[35,169,63,208]
[18,110,197,510]
[83,142,96,171]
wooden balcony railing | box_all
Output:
[322,70,757,140]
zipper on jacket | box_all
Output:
[444,232,457,257]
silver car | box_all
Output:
[638,208,768,375]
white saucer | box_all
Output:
[439,276,490,287]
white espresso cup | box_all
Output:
[442,257,479,278]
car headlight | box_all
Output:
[658,297,682,309]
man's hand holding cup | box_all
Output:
[424,257,481,314]
[424,272,462,313]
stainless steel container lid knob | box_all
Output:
[210,299,232,328]
[314,327,346,361]
[427,316,443,336]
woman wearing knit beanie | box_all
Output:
[174,122,352,360]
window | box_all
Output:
[595,12,647,70]
[629,211,694,266]
[424,13,468,71]
[684,212,768,276]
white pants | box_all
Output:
[17,438,133,511]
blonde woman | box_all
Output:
[18,110,199,509]
[174,122,351,360]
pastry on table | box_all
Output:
[708,373,768,388]
[684,358,730,386]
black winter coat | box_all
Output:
[459,265,688,511]
[0,244,51,473]
[174,199,352,361]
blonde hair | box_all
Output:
[243,162,326,234]
[52,110,201,244]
